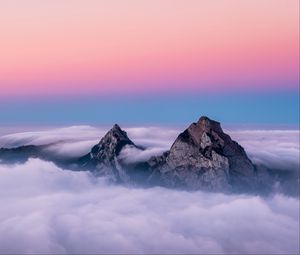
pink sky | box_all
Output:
[0,0,299,96]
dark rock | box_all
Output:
[0,144,81,168]
[79,124,141,182]
[0,145,43,163]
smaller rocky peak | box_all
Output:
[79,124,138,180]
[111,123,122,132]
[108,124,129,139]
[93,124,134,157]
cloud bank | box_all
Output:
[0,126,299,171]
[228,130,300,171]
[0,158,299,254]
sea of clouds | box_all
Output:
[0,125,299,254]
[0,158,299,254]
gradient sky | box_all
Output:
[0,0,299,124]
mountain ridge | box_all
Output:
[0,116,298,195]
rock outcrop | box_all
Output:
[79,124,140,182]
[147,117,256,191]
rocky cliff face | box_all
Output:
[79,124,139,182]
[147,117,256,191]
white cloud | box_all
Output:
[0,159,299,254]
[126,126,179,148]
[45,140,100,158]
[118,145,166,164]
[227,130,300,170]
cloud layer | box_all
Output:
[0,158,299,254]
[228,130,300,170]
[0,126,299,170]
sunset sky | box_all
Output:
[0,0,299,124]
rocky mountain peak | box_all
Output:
[79,124,137,181]
[173,117,219,151]
[111,123,123,133]
[148,116,256,191]
[197,116,223,133]
[91,124,134,156]
[180,116,224,147]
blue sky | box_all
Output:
[0,91,299,126]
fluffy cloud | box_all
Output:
[228,130,299,171]
[0,159,299,254]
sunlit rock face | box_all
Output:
[147,117,256,192]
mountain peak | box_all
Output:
[80,124,136,181]
[92,124,134,157]
[112,124,122,131]
[181,116,223,146]
[152,116,255,191]
[105,124,132,144]
[197,116,211,122]
[196,116,223,134]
